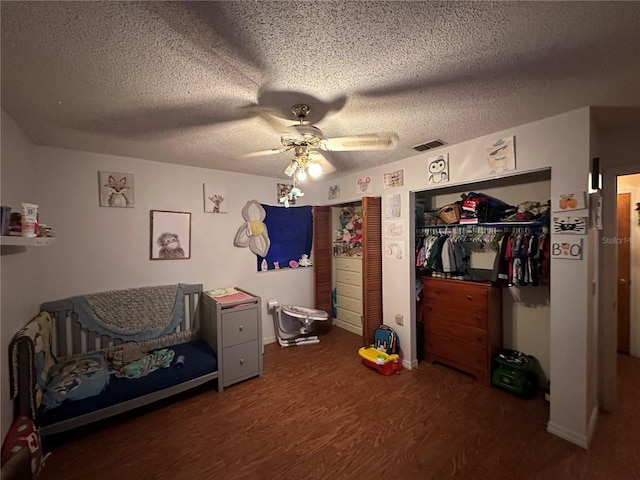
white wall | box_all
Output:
[0,112,323,441]
[320,108,595,447]
[1,111,41,439]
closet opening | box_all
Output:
[411,169,551,388]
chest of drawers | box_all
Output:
[421,277,502,385]
[334,256,363,334]
[201,288,262,391]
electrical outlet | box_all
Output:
[395,314,403,326]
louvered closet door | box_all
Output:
[362,197,382,346]
[312,206,332,332]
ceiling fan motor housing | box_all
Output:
[281,124,324,147]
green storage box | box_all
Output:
[492,350,539,397]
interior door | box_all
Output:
[312,206,332,332]
[617,193,631,353]
[362,197,382,346]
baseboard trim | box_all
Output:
[405,358,418,370]
[547,421,589,449]
[587,405,599,446]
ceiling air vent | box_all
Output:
[412,139,447,152]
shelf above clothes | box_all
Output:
[416,220,548,236]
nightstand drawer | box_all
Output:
[222,307,258,347]
[223,341,260,385]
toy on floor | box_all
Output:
[358,325,401,375]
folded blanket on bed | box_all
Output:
[9,311,57,417]
[114,349,175,379]
[70,284,185,341]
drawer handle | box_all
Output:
[240,358,245,365]
[434,290,441,295]
[239,325,244,331]
[467,295,473,301]
[475,315,482,322]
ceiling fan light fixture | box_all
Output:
[284,161,298,177]
[308,162,322,178]
[296,169,308,182]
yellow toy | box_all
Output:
[358,346,401,375]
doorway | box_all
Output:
[616,174,640,356]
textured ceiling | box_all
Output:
[2,1,640,180]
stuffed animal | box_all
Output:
[279,186,305,208]
[298,254,312,267]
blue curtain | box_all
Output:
[257,204,313,271]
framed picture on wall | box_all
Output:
[203,184,227,213]
[98,171,135,207]
[150,210,191,260]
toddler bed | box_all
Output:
[9,283,219,437]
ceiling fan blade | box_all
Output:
[243,146,291,158]
[320,133,399,152]
[308,151,336,174]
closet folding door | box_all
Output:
[314,197,382,346]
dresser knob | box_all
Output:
[434,290,441,295]
[239,325,244,331]
[476,336,483,343]
[467,295,473,301]
[476,359,483,365]
[240,358,245,365]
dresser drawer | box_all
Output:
[223,341,260,384]
[422,280,489,310]
[335,269,362,287]
[424,318,487,347]
[336,294,362,314]
[336,282,362,301]
[425,333,487,372]
[222,307,258,347]
[424,302,488,330]
[336,307,362,327]
[334,256,362,273]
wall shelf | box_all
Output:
[0,236,55,246]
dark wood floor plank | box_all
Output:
[39,328,640,480]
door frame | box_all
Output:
[616,189,633,354]
[599,166,640,412]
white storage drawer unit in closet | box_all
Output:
[335,256,363,332]
[201,288,263,391]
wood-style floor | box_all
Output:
[39,327,640,480]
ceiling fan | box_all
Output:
[245,103,399,180]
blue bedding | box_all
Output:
[38,339,217,427]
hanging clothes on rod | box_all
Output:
[416,223,549,286]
